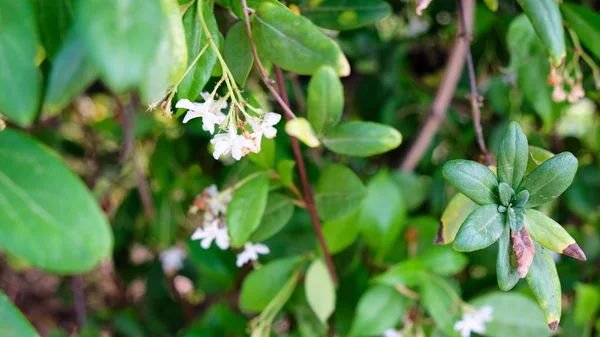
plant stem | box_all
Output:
[458,0,494,166]
[400,0,475,171]
[274,66,338,284]
[70,275,87,329]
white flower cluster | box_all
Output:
[176,92,281,161]
[453,305,493,337]
[190,184,269,267]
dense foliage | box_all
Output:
[1,0,600,336]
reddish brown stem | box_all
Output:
[274,67,338,284]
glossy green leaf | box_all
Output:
[0,129,112,274]
[322,211,359,254]
[499,182,514,206]
[239,256,302,312]
[497,121,529,188]
[0,1,41,127]
[470,292,552,337]
[301,0,391,31]
[436,192,479,245]
[525,241,562,330]
[249,193,294,242]
[323,122,402,157]
[358,171,406,260]
[307,66,344,136]
[516,0,565,66]
[373,259,427,287]
[508,207,525,232]
[574,283,600,324]
[44,30,98,113]
[276,159,296,187]
[76,0,164,93]
[305,259,336,323]
[442,160,499,205]
[349,286,407,337]
[421,276,461,335]
[525,209,586,261]
[519,152,578,208]
[248,137,275,169]
[253,2,350,76]
[513,190,530,207]
[178,0,219,100]
[453,205,505,252]
[224,21,253,87]
[497,225,520,291]
[561,3,600,61]
[0,291,40,337]
[420,245,468,276]
[226,173,269,247]
[315,164,367,222]
[518,55,556,130]
[526,146,554,174]
[33,0,73,60]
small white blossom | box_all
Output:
[236,242,270,267]
[210,129,254,160]
[249,112,281,139]
[454,306,493,337]
[382,329,403,337]
[176,95,227,134]
[191,220,230,250]
[159,247,186,273]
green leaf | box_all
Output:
[499,182,514,206]
[442,160,499,205]
[349,286,407,337]
[421,276,461,335]
[0,1,41,127]
[508,207,525,232]
[140,0,189,103]
[372,259,427,287]
[526,146,554,174]
[453,205,505,252]
[305,259,336,323]
[497,121,529,188]
[436,192,479,244]
[0,129,112,273]
[358,171,406,260]
[518,55,556,130]
[574,283,600,324]
[420,245,468,276]
[315,164,367,222]
[226,173,269,247]
[519,152,578,208]
[239,256,302,312]
[470,292,552,337]
[76,0,164,93]
[323,122,402,157]
[497,225,520,291]
[322,211,359,254]
[516,0,565,66]
[301,0,391,31]
[513,190,529,207]
[253,2,350,76]
[33,0,73,60]
[561,3,600,61]
[483,0,498,12]
[285,117,321,148]
[525,209,586,261]
[178,0,219,100]
[224,21,253,87]
[393,171,431,212]
[248,137,275,169]
[44,30,99,113]
[507,14,545,69]
[249,193,294,242]
[0,291,40,337]
[276,159,296,187]
[525,241,562,330]
[307,66,344,136]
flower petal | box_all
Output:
[175,99,196,110]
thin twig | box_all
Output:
[119,95,156,220]
[240,0,296,120]
[400,0,475,171]
[458,0,494,166]
[274,67,338,284]
[288,73,306,113]
[70,275,87,328]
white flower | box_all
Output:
[210,129,254,160]
[159,247,186,272]
[203,184,231,215]
[382,329,403,337]
[236,242,270,267]
[249,112,281,139]
[454,306,493,337]
[191,220,230,250]
[176,95,227,134]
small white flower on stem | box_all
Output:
[176,96,227,134]
[211,129,254,160]
[249,112,281,139]
[191,220,230,250]
[203,184,231,215]
[236,242,270,267]
[159,247,186,273]
[568,83,585,103]
[454,306,493,337]
[382,329,403,337]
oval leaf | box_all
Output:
[0,129,112,273]
[497,225,520,291]
[307,66,344,136]
[525,209,586,261]
[453,205,505,252]
[0,291,40,337]
[322,211,359,254]
[224,21,254,87]
[511,226,535,278]
[420,245,468,276]
[253,2,350,76]
[561,3,600,61]
[33,0,73,60]
[516,0,566,66]
[301,0,391,31]
[519,152,578,208]
[249,193,294,242]
[226,173,269,247]
[323,122,402,157]
[285,117,321,148]
[497,121,529,188]
[442,160,499,205]
[525,241,562,330]
[349,285,407,337]
[315,164,367,222]
[305,259,336,323]
[436,192,478,245]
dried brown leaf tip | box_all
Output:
[548,320,559,331]
[433,222,444,244]
[563,243,587,261]
[511,228,535,278]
